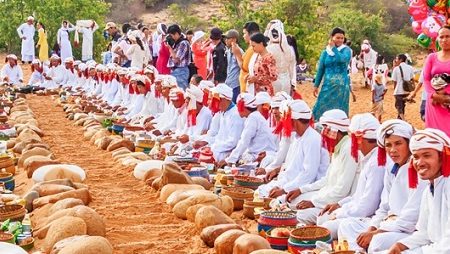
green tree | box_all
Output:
[0,0,110,61]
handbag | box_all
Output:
[399,65,415,92]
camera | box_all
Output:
[165,34,176,47]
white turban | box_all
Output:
[198,80,215,91]
[271,91,292,108]
[169,88,184,101]
[319,109,350,133]
[64,57,74,63]
[117,68,128,76]
[157,75,177,88]
[95,64,105,72]
[86,60,96,66]
[31,59,41,65]
[74,60,82,66]
[350,113,380,140]
[130,74,146,83]
[287,100,312,120]
[78,63,87,72]
[255,92,272,106]
[144,65,158,75]
[410,128,450,153]
[186,85,204,126]
[213,83,233,100]
[377,119,414,149]
[237,93,256,109]
[186,85,204,104]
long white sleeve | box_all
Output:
[226,116,257,164]
[17,24,25,38]
[266,136,292,172]
[57,29,62,44]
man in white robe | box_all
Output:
[193,83,245,161]
[16,16,35,63]
[257,100,330,199]
[181,84,212,139]
[43,55,66,89]
[219,92,277,166]
[317,113,386,240]
[1,54,23,85]
[63,57,77,88]
[290,109,359,225]
[78,20,99,62]
[385,129,450,254]
[338,119,426,253]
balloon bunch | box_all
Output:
[407,0,450,51]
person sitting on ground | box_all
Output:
[387,128,450,254]
[317,113,386,240]
[43,55,66,89]
[1,54,23,85]
[28,59,48,89]
[338,119,426,253]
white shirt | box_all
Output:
[334,148,386,219]
[64,68,77,87]
[1,64,23,84]
[369,161,427,233]
[125,94,145,120]
[78,25,98,61]
[275,128,330,192]
[211,105,245,158]
[44,65,66,89]
[127,44,146,69]
[226,111,277,164]
[265,135,292,173]
[182,106,212,140]
[363,48,377,69]
[399,176,450,253]
[371,63,389,86]
[392,62,414,95]
[28,67,49,86]
[300,135,359,208]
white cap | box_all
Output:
[192,31,206,44]
[349,113,380,140]
[255,92,272,106]
[237,93,256,109]
[287,100,312,120]
[319,109,350,132]
[213,83,233,100]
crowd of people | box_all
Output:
[1,15,450,254]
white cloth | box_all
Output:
[258,128,330,197]
[57,27,76,60]
[153,101,178,133]
[319,109,350,132]
[127,44,146,69]
[28,67,48,86]
[372,63,389,87]
[64,68,77,87]
[265,135,292,172]
[339,161,427,252]
[392,62,414,95]
[398,176,450,253]
[103,79,120,104]
[1,64,23,84]
[125,94,145,120]
[16,23,35,61]
[152,31,161,57]
[78,25,98,61]
[247,53,258,95]
[178,106,212,140]
[43,65,66,89]
[318,148,386,239]
[267,43,296,94]
[226,111,277,164]
[211,105,245,161]
[201,113,221,144]
[363,48,378,69]
[295,135,359,224]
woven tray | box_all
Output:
[234,175,264,190]
[289,226,331,242]
[221,186,254,199]
[258,211,298,227]
[0,205,26,221]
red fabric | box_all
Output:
[237,99,245,114]
[283,109,293,138]
[408,160,418,189]
[156,41,171,75]
[378,146,387,166]
[292,91,302,100]
[322,135,337,154]
[187,109,197,127]
[202,90,209,107]
[192,42,208,79]
[209,96,220,114]
[351,134,359,162]
[443,146,450,177]
[261,106,270,120]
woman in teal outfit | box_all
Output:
[312,27,352,120]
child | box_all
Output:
[371,74,387,121]
[372,55,389,87]
[296,58,311,82]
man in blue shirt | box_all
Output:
[224,29,243,103]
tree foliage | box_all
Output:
[0,0,110,61]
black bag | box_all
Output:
[399,66,415,92]
[188,51,198,80]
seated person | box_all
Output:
[1,54,23,85]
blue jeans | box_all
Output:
[171,67,189,91]
[232,86,240,103]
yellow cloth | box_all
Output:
[239,47,254,92]
[37,28,49,62]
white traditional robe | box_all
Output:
[64,68,77,87]
[17,23,35,61]
[111,84,126,107]
[263,135,292,173]
[1,64,23,85]
[73,74,86,89]
[210,105,245,161]
[43,65,66,89]
[317,148,387,239]
[153,101,178,133]
[124,94,145,120]
[57,27,76,60]
[267,43,296,94]
[258,128,330,197]
[294,135,359,224]
[78,25,98,61]
[397,176,450,253]
[28,67,48,86]
[225,111,277,164]
[181,106,212,140]
[338,161,427,253]
[103,79,120,105]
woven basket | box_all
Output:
[0,205,26,222]
[0,157,15,175]
[234,175,264,190]
[266,228,292,251]
[290,226,331,242]
[258,211,298,227]
[0,232,14,243]
[221,186,254,210]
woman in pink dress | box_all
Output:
[422,25,450,136]
[156,25,171,75]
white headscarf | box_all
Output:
[376,119,415,166]
[349,113,381,162]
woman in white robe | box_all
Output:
[385,129,450,254]
[57,21,76,60]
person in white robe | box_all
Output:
[16,16,35,63]
[101,64,120,105]
[126,32,147,69]
[193,83,245,161]
[257,100,330,198]
[83,63,99,96]
[63,57,77,88]
[338,119,426,253]
[148,76,179,133]
[77,20,99,62]
[57,21,76,60]
[317,113,385,240]
[74,63,88,90]
[219,92,277,166]
[385,129,450,254]
[1,54,23,85]
[360,42,378,87]
[43,55,66,89]
[123,75,146,120]
[110,68,129,107]
[180,84,212,139]
[291,109,359,225]
[266,22,296,94]
[28,59,48,88]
